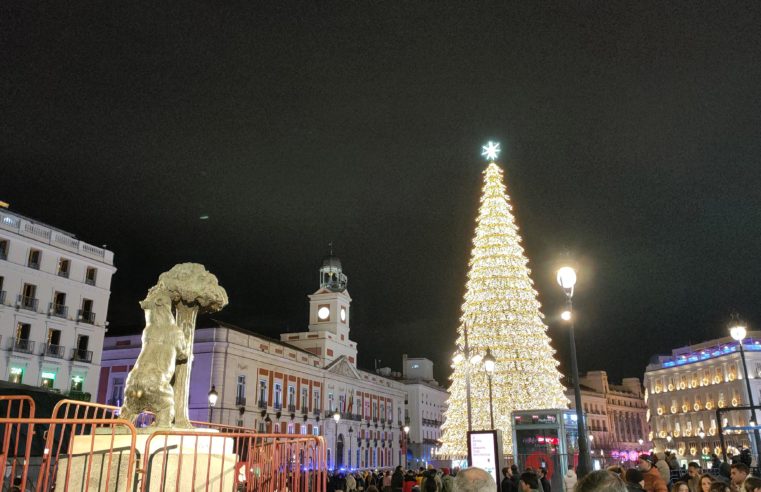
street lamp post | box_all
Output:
[483,348,496,430]
[403,425,410,468]
[348,427,354,469]
[333,411,341,471]
[208,385,218,423]
[729,314,761,466]
[464,322,473,432]
[558,266,592,478]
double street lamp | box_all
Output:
[728,314,761,465]
[558,266,592,478]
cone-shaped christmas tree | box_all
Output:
[439,146,568,458]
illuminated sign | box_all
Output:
[468,430,503,485]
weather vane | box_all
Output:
[481,141,501,161]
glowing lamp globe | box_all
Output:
[470,354,483,365]
[208,386,218,407]
[483,348,496,374]
[556,267,577,289]
[730,323,747,342]
[403,425,410,434]
[333,412,341,423]
[561,310,572,321]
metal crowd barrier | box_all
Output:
[0,398,327,492]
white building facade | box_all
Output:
[398,355,448,468]
[99,253,437,470]
[644,333,761,465]
[0,205,115,399]
[567,371,651,466]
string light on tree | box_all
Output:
[439,141,568,459]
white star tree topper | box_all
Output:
[481,141,501,161]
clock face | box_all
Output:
[340,307,346,322]
[318,306,330,320]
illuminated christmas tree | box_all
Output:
[438,142,568,458]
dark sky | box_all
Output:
[3,2,761,385]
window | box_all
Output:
[112,377,124,405]
[258,421,265,433]
[258,379,267,406]
[313,388,320,412]
[85,267,97,286]
[80,299,94,324]
[9,367,23,384]
[328,392,334,411]
[27,249,41,269]
[274,382,282,408]
[236,375,246,405]
[16,322,31,341]
[20,283,37,310]
[74,335,91,362]
[46,329,62,357]
[40,371,56,389]
[288,385,296,408]
[301,387,308,411]
[313,426,319,436]
[70,375,84,392]
[0,239,8,260]
[57,258,70,278]
[52,292,67,317]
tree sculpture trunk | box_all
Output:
[173,302,198,428]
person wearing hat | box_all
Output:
[639,454,668,492]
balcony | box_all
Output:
[236,396,246,407]
[11,338,35,354]
[258,399,267,409]
[287,404,296,413]
[85,277,96,286]
[28,260,40,270]
[17,295,38,312]
[43,343,65,359]
[301,406,308,414]
[0,250,6,260]
[78,310,95,324]
[58,270,69,278]
[49,303,68,318]
[273,401,282,411]
[313,409,321,417]
[72,348,93,363]
[0,291,5,305]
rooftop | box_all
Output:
[646,331,761,371]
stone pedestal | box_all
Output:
[55,432,236,491]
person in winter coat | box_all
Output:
[639,454,668,492]
[626,469,647,492]
[441,468,454,492]
[563,467,577,492]
[392,467,405,492]
[654,455,671,486]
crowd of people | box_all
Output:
[325,448,761,492]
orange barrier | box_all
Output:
[0,399,327,492]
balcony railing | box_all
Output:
[236,396,247,406]
[0,291,5,305]
[85,277,96,286]
[78,310,95,324]
[72,348,93,363]
[287,404,296,413]
[28,260,40,270]
[57,270,69,278]
[301,406,309,414]
[258,399,267,409]
[313,409,321,416]
[49,303,68,318]
[0,250,6,260]
[18,295,38,311]
[43,343,65,359]
[12,338,35,354]
[273,402,282,411]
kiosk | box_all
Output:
[512,410,582,492]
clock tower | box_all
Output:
[280,248,358,366]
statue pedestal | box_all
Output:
[55,432,236,491]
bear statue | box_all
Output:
[119,289,188,428]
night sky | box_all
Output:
[3,2,761,385]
